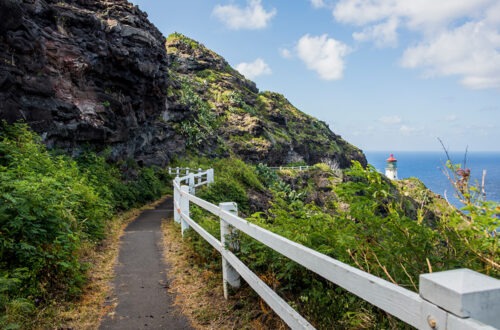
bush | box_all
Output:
[0,123,171,328]
[0,124,111,311]
[76,152,170,211]
[176,157,264,214]
[197,180,249,211]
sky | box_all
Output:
[130,0,500,152]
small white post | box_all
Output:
[188,173,195,194]
[220,202,241,299]
[175,167,179,176]
[207,169,214,185]
[197,168,202,185]
[180,185,190,236]
[173,178,180,223]
[419,268,500,329]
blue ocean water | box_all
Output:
[364,151,500,205]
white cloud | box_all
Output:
[279,48,292,59]
[333,0,493,30]
[399,125,419,135]
[310,0,326,9]
[379,115,402,125]
[400,21,500,89]
[235,58,272,79]
[332,0,500,89]
[445,114,458,122]
[296,34,351,80]
[212,0,276,30]
[353,17,399,47]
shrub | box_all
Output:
[0,123,111,313]
[0,123,171,328]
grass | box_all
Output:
[161,221,287,330]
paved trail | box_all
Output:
[100,197,192,329]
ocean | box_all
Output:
[364,151,500,206]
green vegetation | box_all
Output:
[178,158,499,329]
[440,159,499,274]
[0,123,171,329]
[166,32,202,51]
[177,79,219,148]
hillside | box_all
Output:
[165,33,366,167]
[0,0,365,167]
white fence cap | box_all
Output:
[420,269,500,327]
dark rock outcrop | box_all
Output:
[0,0,181,165]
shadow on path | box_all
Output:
[99,197,192,329]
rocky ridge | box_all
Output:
[0,0,366,168]
[166,33,366,167]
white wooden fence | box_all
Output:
[268,165,312,171]
[168,166,211,178]
[172,169,500,330]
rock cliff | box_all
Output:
[0,0,177,165]
[0,0,366,167]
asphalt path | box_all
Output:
[100,197,192,329]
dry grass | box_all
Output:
[31,198,168,329]
[161,220,288,330]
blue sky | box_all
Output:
[130,0,500,152]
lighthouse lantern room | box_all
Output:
[385,154,398,180]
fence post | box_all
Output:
[419,269,500,329]
[173,178,180,223]
[207,169,214,185]
[219,202,241,299]
[188,173,195,194]
[197,168,202,185]
[180,185,190,236]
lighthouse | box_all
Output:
[385,154,398,180]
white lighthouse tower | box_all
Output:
[385,154,398,180]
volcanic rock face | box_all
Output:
[0,0,366,167]
[0,0,181,165]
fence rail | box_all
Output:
[268,165,312,171]
[168,166,211,178]
[172,169,500,330]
